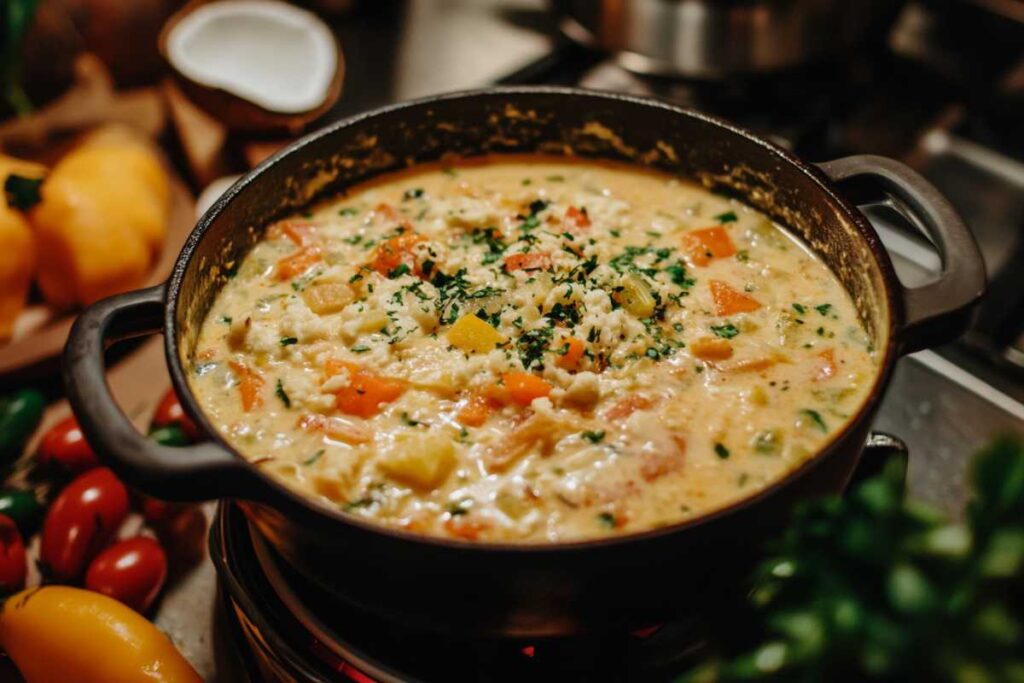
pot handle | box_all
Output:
[63,285,257,502]
[817,155,985,354]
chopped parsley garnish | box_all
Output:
[388,263,411,279]
[446,498,473,516]
[646,347,661,360]
[582,430,606,444]
[792,303,807,315]
[715,210,738,223]
[403,188,424,200]
[800,409,828,432]
[815,303,833,316]
[352,345,370,353]
[4,174,42,210]
[711,323,740,339]
[664,260,696,288]
[220,316,232,324]
[338,207,359,217]
[303,449,324,466]
[275,380,291,408]
[517,326,554,369]
[280,336,298,346]
[547,301,581,326]
[597,512,616,529]
[754,430,780,454]
[400,412,421,427]
[714,442,731,459]
[343,234,362,244]
[736,250,749,262]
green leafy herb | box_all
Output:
[711,323,740,339]
[351,345,370,353]
[275,380,291,408]
[446,498,473,516]
[4,174,42,210]
[683,437,1024,683]
[303,449,324,466]
[815,303,833,316]
[714,442,731,459]
[582,430,606,444]
[736,250,750,262]
[400,412,421,427]
[388,263,411,279]
[402,188,424,200]
[280,336,298,346]
[792,303,807,315]
[338,207,359,217]
[715,210,738,223]
[597,512,616,529]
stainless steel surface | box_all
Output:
[552,0,903,78]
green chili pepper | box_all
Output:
[148,425,189,447]
[0,389,45,466]
[0,489,43,535]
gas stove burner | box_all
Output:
[211,504,712,682]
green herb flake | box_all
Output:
[280,336,298,346]
[402,188,424,200]
[715,210,738,223]
[303,449,325,466]
[792,303,807,315]
[582,430,606,444]
[714,442,731,459]
[388,263,411,279]
[736,250,750,262]
[597,512,616,529]
[338,207,359,217]
[275,379,291,408]
[352,345,370,353]
[711,323,740,339]
[401,412,421,427]
[800,408,827,432]
[815,303,833,316]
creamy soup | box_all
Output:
[189,157,877,543]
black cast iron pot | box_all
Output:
[63,88,984,638]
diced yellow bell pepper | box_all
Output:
[614,273,657,318]
[29,137,170,308]
[378,431,456,490]
[447,313,505,354]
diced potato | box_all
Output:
[447,313,506,354]
[378,431,456,490]
[614,273,656,318]
[496,488,529,520]
[358,310,390,333]
[322,416,372,444]
[303,282,353,315]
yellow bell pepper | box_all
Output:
[447,313,506,354]
[0,586,201,683]
[0,155,46,340]
[30,136,170,308]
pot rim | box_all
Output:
[165,85,903,554]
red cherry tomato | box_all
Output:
[151,388,201,442]
[37,415,99,473]
[85,536,168,613]
[40,467,129,581]
[0,513,26,592]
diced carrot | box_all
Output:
[229,361,264,411]
[501,372,552,407]
[604,395,654,420]
[370,232,426,276]
[709,280,761,316]
[276,246,322,280]
[682,227,737,266]
[482,382,511,406]
[279,220,318,246]
[564,206,591,230]
[444,516,489,541]
[324,360,405,418]
[723,356,778,373]
[815,348,837,381]
[555,337,585,370]
[690,337,734,361]
[503,252,550,272]
[457,394,499,427]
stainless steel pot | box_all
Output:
[552,0,906,78]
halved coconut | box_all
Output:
[160,0,344,134]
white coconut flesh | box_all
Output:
[165,0,337,114]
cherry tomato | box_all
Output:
[0,513,26,592]
[37,415,99,473]
[85,536,168,613]
[151,388,201,442]
[40,467,129,581]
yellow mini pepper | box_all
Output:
[0,586,202,683]
[0,155,46,340]
[30,133,170,308]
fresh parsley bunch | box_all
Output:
[684,437,1024,682]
